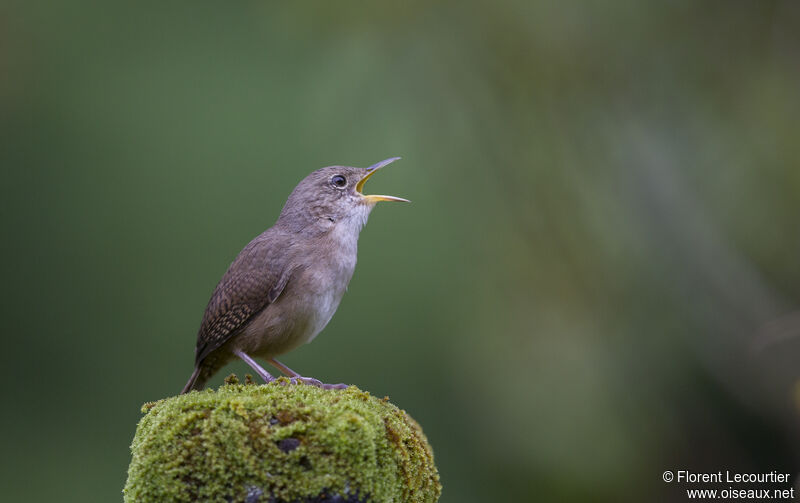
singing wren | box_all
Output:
[181,157,408,393]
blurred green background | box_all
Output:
[2,1,799,501]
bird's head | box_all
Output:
[277,157,409,234]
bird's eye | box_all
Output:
[331,175,347,188]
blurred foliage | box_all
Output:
[1,1,799,501]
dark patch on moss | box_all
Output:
[237,486,368,502]
[299,455,313,471]
[277,438,301,453]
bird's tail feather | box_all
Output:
[181,366,205,394]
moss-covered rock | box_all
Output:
[124,377,441,502]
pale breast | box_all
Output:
[240,245,356,358]
[299,255,354,344]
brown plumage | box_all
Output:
[181,158,408,393]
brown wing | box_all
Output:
[194,234,291,365]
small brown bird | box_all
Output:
[181,157,408,393]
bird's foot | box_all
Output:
[286,376,348,390]
[266,358,347,390]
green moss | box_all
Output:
[124,378,441,502]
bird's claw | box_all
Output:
[290,376,323,387]
[284,376,348,390]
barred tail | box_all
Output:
[181,366,205,394]
[181,350,235,394]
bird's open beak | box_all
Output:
[357,157,411,204]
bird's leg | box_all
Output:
[268,358,348,390]
[234,349,276,384]
[267,358,301,378]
